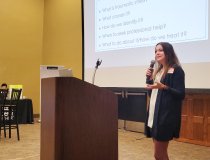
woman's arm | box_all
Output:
[166,66,185,100]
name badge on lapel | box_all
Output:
[168,68,174,74]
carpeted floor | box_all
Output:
[0,123,40,160]
[0,123,210,160]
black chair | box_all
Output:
[2,88,22,140]
[0,89,8,139]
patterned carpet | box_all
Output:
[0,123,209,160]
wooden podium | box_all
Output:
[41,77,118,160]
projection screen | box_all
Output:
[83,0,210,89]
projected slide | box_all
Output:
[83,0,210,88]
[95,0,208,52]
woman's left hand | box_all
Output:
[146,82,168,90]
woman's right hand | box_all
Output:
[146,68,153,78]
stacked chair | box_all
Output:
[0,89,9,138]
[0,88,22,140]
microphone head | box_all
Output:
[150,60,156,68]
[96,58,102,68]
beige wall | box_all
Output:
[42,0,82,78]
[0,0,44,114]
[0,0,82,115]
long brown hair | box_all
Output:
[153,42,180,79]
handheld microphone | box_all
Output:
[146,60,155,83]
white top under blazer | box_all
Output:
[147,70,163,128]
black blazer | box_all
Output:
[145,65,185,141]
